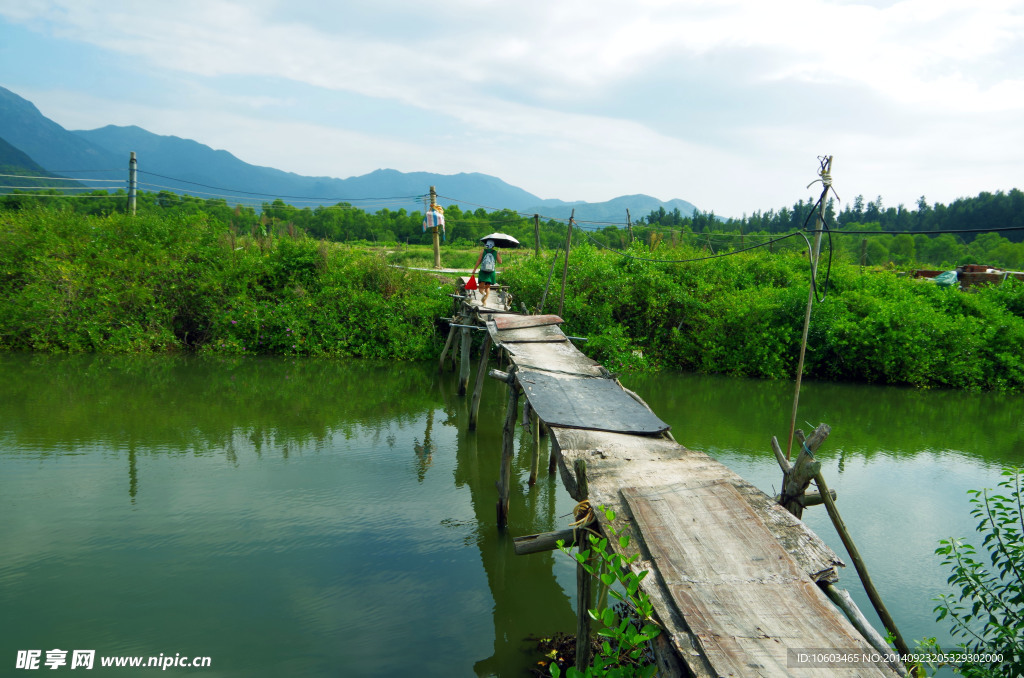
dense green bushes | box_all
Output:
[0,207,450,359]
[3,206,1023,390]
[501,241,1024,390]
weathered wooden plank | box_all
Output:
[519,370,670,435]
[493,324,568,344]
[550,428,842,582]
[622,482,895,677]
[502,340,604,377]
[493,313,564,330]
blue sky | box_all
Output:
[1,0,1022,217]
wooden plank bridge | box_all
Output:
[440,278,904,677]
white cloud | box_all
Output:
[2,0,1023,214]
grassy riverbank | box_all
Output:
[0,208,451,360]
[502,242,1024,391]
[2,207,1023,389]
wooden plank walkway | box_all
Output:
[450,285,899,677]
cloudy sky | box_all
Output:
[1,0,1021,217]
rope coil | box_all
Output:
[569,499,598,544]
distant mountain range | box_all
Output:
[0,85,698,224]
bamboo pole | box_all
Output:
[815,470,915,666]
[786,156,832,459]
[557,211,574,318]
[468,334,492,431]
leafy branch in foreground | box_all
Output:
[551,505,661,678]
[930,468,1024,677]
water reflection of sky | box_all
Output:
[4,353,1021,675]
[0,354,577,677]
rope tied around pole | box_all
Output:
[570,499,598,544]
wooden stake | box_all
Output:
[496,371,519,528]
[557,211,574,318]
[468,334,492,430]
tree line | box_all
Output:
[4,186,1024,270]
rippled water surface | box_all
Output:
[1,354,1021,676]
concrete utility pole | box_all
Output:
[128,152,137,216]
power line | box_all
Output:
[579,228,806,264]
[136,170,424,203]
[0,173,122,183]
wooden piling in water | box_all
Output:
[458,327,471,395]
[529,412,541,485]
[574,458,594,670]
[439,323,458,373]
[496,369,518,528]
[468,334,492,431]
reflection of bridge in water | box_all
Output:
[436,369,577,676]
[441,280,904,677]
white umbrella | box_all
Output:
[479,233,520,248]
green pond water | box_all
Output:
[1,354,1021,676]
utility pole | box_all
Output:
[128,152,137,216]
[557,210,574,317]
[534,214,541,257]
[429,186,441,269]
[626,208,633,243]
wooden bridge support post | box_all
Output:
[529,412,541,486]
[547,425,558,475]
[496,369,519,529]
[773,424,830,519]
[468,334,492,431]
[574,458,594,670]
[439,323,458,373]
[458,327,471,395]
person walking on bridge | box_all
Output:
[472,240,502,304]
